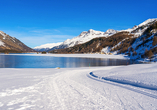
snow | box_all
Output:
[34,18,157,52]
[129,33,156,60]
[0,40,4,46]
[61,29,117,48]
[92,63,157,90]
[108,18,157,61]
[0,31,7,40]
[0,63,157,109]
[101,46,110,53]
[34,42,62,49]
[105,29,118,35]
[60,29,106,48]
[122,18,157,37]
[138,18,157,27]
[34,29,118,51]
[111,38,129,50]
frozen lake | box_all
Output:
[0,54,138,68]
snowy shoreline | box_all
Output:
[0,63,157,109]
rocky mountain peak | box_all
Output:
[105,29,118,34]
[87,29,95,33]
[138,18,157,27]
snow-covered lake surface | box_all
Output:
[0,63,157,110]
[0,54,136,68]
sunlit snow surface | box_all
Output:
[0,63,157,110]
[0,40,4,46]
[34,42,62,49]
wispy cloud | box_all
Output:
[29,29,61,34]
[2,28,76,48]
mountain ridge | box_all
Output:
[34,29,118,51]
[49,18,157,61]
[0,31,35,53]
[35,19,157,52]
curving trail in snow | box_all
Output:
[0,64,157,110]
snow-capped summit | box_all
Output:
[34,42,62,51]
[36,29,118,51]
[105,29,118,36]
[123,18,157,37]
[138,18,157,27]
[88,29,94,33]
[78,31,87,37]
[59,29,117,48]
[124,18,157,32]
[87,29,105,35]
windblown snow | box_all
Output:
[0,63,157,109]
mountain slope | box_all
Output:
[34,42,62,52]
[50,18,157,61]
[59,29,118,48]
[0,31,35,53]
[35,29,118,52]
[50,31,133,54]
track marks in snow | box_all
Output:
[88,71,157,109]
[0,73,61,110]
[53,70,123,110]
[132,97,144,110]
[116,93,126,110]
[53,76,68,110]
[1,67,157,109]
[89,72,157,99]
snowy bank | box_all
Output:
[90,63,157,91]
[0,63,157,109]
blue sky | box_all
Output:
[0,0,157,48]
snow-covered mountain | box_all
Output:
[34,42,62,51]
[50,18,157,61]
[105,18,157,61]
[0,31,34,53]
[61,29,117,48]
[35,29,118,52]
[138,18,157,27]
[48,29,117,51]
[124,18,157,37]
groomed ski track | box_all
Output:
[0,66,157,110]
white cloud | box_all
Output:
[19,35,75,48]
[2,29,75,48]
